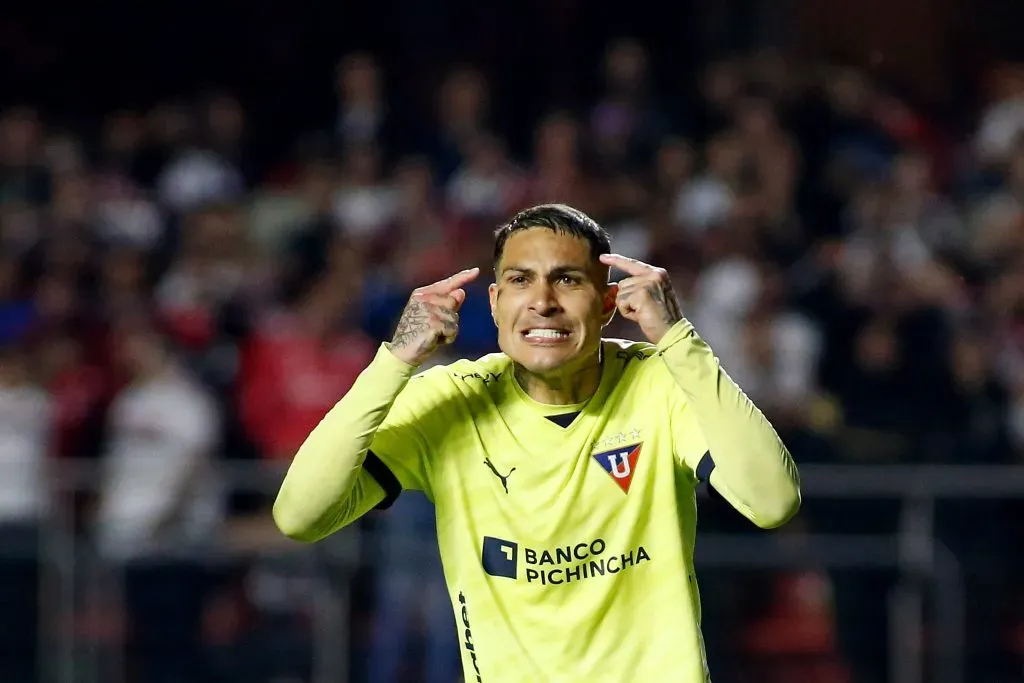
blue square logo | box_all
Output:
[481,536,518,579]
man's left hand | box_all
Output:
[600,254,684,344]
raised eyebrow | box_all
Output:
[500,266,589,278]
[550,267,588,277]
[546,267,594,283]
[500,267,532,276]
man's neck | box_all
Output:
[513,352,603,406]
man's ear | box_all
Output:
[488,282,498,326]
[601,282,618,327]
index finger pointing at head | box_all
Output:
[599,253,654,277]
[416,267,481,296]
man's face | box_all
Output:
[489,228,616,375]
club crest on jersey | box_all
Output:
[592,443,642,493]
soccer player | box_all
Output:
[273,204,801,682]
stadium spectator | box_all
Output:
[92,314,222,683]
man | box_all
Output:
[274,204,801,682]
[0,343,51,682]
[93,316,222,683]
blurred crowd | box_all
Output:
[2,37,1024,683]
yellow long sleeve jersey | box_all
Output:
[274,319,801,683]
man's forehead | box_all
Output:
[500,228,595,268]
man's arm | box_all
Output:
[658,319,801,528]
[600,253,800,529]
[273,267,479,543]
[272,345,417,541]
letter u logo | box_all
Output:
[593,443,642,493]
[606,452,632,479]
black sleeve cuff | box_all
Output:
[695,451,715,483]
[363,450,402,510]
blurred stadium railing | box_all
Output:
[18,461,1024,683]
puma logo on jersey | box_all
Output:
[592,443,643,493]
[484,458,516,494]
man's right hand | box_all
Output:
[387,267,480,367]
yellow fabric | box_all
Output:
[274,321,800,682]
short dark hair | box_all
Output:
[493,203,611,270]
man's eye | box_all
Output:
[509,276,527,285]
[557,275,580,285]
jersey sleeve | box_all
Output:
[666,387,713,484]
[367,367,450,500]
[274,343,438,541]
[657,319,801,529]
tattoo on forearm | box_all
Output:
[645,282,683,326]
[391,300,431,350]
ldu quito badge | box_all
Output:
[592,443,643,493]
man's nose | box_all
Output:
[528,282,561,316]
